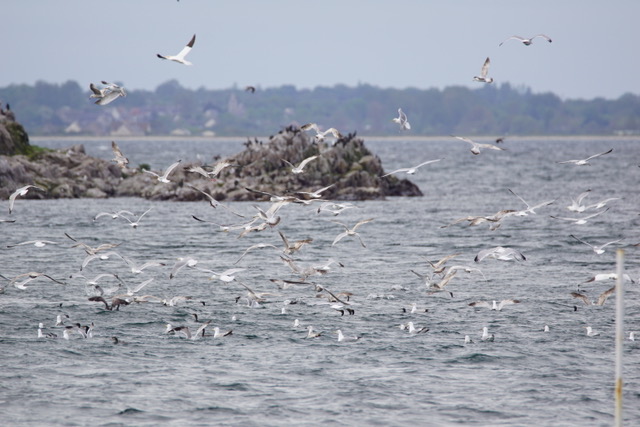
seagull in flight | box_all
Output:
[143,160,182,183]
[300,123,342,142]
[499,34,552,46]
[474,246,526,262]
[7,240,58,249]
[566,190,592,212]
[571,286,616,306]
[570,234,623,255]
[157,34,196,65]
[451,135,505,155]
[507,188,555,216]
[550,208,609,225]
[111,141,129,169]
[331,218,374,247]
[282,155,318,174]
[93,81,126,106]
[473,57,493,83]
[381,158,443,178]
[392,108,411,130]
[469,299,521,311]
[9,184,45,214]
[123,207,153,229]
[556,148,613,166]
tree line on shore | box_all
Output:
[1,80,638,137]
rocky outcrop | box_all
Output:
[0,125,423,202]
[0,105,32,156]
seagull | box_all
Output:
[586,197,621,211]
[507,188,555,216]
[8,185,45,214]
[282,155,318,174]
[300,123,342,142]
[11,272,65,290]
[123,207,153,229]
[111,141,129,168]
[143,160,182,183]
[406,321,429,334]
[630,332,636,342]
[583,272,635,284]
[7,240,58,249]
[336,330,360,342]
[566,190,592,212]
[499,34,552,46]
[468,299,521,311]
[169,257,198,279]
[157,34,196,65]
[473,57,493,83]
[570,235,623,255]
[543,325,550,333]
[392,108,411,130]
[481,327,495,341]
[464,335,474,344]
[421,253,461,275]
[234,243,280,265]
[187,185,245,217]
[571,286,616,306]
[88,296,130,311]
[550,208,609,225]
[381,158,443,178]
[585,326,600,337]
[212,326,233,338]
[94,81,126,106]
[93,210,134,221]
[278,231,313,255]
[316,202,357,216]
[306,325,322,338]
[295,184,335,199]
[201,268,246,283]
[37,323,57,339]
[556,148,613,166]
[331,218,374,247]
[245,86,256,93]
[166,321,210,340]
[475,246,526,262]
[412,269,458,297]
[89,83,108,99]
[452,135,505,155]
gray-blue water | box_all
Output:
[1,136,639,426]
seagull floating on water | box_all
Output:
[481,327,495,341]
[585,326,600,337]
[157,34,196,65]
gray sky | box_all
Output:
[2,1,638,100]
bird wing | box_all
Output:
[381,168,408,178]
[332,231,349,246]
[499,35,525,46]
[585,148,613,161]
[497,299,520,310]
[95,90,122,105]
[175,34,196,60]
[533,34,553,43]
[468,301,492,309]
[415,158,444,169]
[297,155,319,170]
[352,218,374,231]
[570,292,592,305]
[570,234,595,249]
[161,160,183,179]
[595,286,616,306]
[90,83,103,96]
[480,57,490,77]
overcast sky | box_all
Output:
[2,1,638,100]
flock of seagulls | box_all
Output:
[1,26,636,357]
